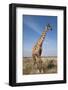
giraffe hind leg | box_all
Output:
[32,55,36,65]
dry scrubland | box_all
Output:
[23,56,57,75]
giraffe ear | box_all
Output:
[51,28,52,31]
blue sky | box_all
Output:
[23,15,57,57]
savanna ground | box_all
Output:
[23,56,57,75]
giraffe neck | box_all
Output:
[37,29,47,47]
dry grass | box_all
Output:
[23,56,57,75]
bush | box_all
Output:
[47,60,55,69]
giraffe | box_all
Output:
[32,24,52,73]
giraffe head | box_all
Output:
[47,24,52,30]
[45,24,52,32]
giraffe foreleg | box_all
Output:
[35,56,43,73]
